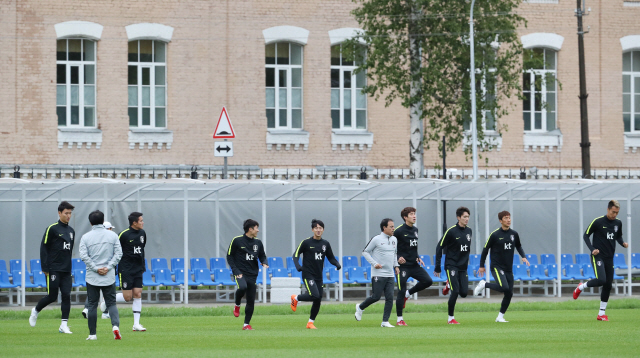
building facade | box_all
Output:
[1,0,640,172]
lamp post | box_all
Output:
[469,0,479,181]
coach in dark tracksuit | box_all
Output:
[227,219,268,330]
[290,219,341,329]
[30,201,76,334]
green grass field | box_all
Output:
[2,299,639,357]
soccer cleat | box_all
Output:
[380,322,395,328]
[354,304,363,321]
[396,320,407,326]
[573,285,582,300]
[448,319,460,324]
[474,279,486,296]
[113,326,121,340]
[597,315,609,321]
[403,290,409,308]
[86,335,97,341]
[306,322,317,329]
[59,325,73,334]
[100,300,107,313]
[29,308,38,327]
[290,294,298,312]
[495,317,509,323]
[82,308,88,319]
[132,324,146,331]
[242,325,254,330]
[102,313,110,320]
[443,281,450,295]
[233,305,240,318]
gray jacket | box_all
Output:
[362,232,399,278]
[79,225,122,286]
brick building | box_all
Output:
[1,0,640,174]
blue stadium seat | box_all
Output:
[154,269,179,287]
[30,259,42,275]
[360,256,371,267]
[342,256,359,268]
[632,253,640,269]
[190,257,208,272]
[0,260,8,274]
[546,264,559,280]
[210,257,227,270]
[32,271,47,288]
[530,265,553,281]
[194,269,216,286]
[613,272,624,280]
[467,265,482,282]
[614,253,628,269]
[72,269,86,288]
[174,269,198,286]
[0,271,17,288]
[582,264,595,279]
[344,267,368,284]
[115,273,119,287]
[425,266,446,283]
[561,254,574,267]
[286,257,296,269]
[324,268,339,284]
[270,268,289,278]
[212,268,236,286]
[289,268,303,284]
[268,257,284,269]
[540,254,556,266]
[12,270,36,288]
[565,264,587,280]
[151,258,171,274]
[142,270,159,287]
[420,255,431,266]
[256,268,271,285]
[10,260,31,278]
[364,265,371,280]
[171,258,192,275]
[513,265,529,281]
[575,253,590,266]
[513,255,521,265]
[525,254,539,265]
[469,254,481,267]
[72,258,86,271]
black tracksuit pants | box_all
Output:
[484,266,514,314]
[359,276,395,322]
[298,276,324,321]
[235,275,257,325]
[586,255,615,302]
[445,268,469,316]
[35,271,72,319]
[395,265,433,316]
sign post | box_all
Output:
[213,107,235,178]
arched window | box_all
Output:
[523,48,557,132]
[330,44,367,130]
[128,40,167,128]
[56,38,97,127]
[265,42,303,129]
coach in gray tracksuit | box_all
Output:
[79,210,122,338]
[355,218,399,327]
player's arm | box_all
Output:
[362,236,379,268]
[40,225,53,274]
[292,240,306,272]
[583,217,598,254]
[325,242,341,270]
[514,233,528,265]
[258,241,268,268]
[615,221,629,248]
[479,234,494,271]
[110,234,123,268]
[434,228,452,273]
[226,237,241,276]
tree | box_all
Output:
[344,0,527,177]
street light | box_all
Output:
[469,0,479,181]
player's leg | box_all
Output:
[234,275,247,317]
[297,277,320,302]
[500,272,514,314]
[308,284,323,328]
[575,255,606,299]
[58,272,73,333]
[597,260,615,320]
[484,267,508,293]
[395,268,409,325]
[243,278,257,327]
[408,266,433,295]
[86,282,100,337]
[131,275,144,331]
[103,283,120,332]
[118,272,133,302]
[31,272,61,326]
[359,276,384,310]
[446,269,462,323]
[381,278,394,325]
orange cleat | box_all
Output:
[396,320,408,326]
[242,324,254,330]
[597,315,609,321]
[306,322,317,329]
[291,294,298,312]
[233,305,240,318]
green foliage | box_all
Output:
[344,0,529,156]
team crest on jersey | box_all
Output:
[253,245,258,252]
[510,235,514,242]
[51,275,56,281]
[140,236,145,244]
[322,245,326,252]
[451,271,456,276]
[402,271,406,277]
[309,280,314,286]
[614,225,618,232]
[123,282,127,288]
[467,234,471,242]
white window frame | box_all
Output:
[523,49,557,133]
[623,51,640,132]
[56,39,97,128]
[265,42,303,130]
[331,44,367,130]
[128,40,167,129]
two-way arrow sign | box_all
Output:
[214,141,234,157]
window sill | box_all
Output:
[462,130,502,152]
[331,130,373,151]
[128,128,173,149]
[624,133,640,153]
[266,129,309,151]
[58,127,102,149]
[523,129,563,152]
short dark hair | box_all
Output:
[380,218,394,231]
[608,200,620,209]
[400,207,416,221]
[88,210,104,226]
[498,211,511,221]
[456,207,470,218]
[128,212,143,226]
[311,219,324,229]
[243,219,259,233]
[58,201,74,212]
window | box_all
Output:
[331,44,367,130]
[623,51,640,132]
[128,40,167,128]
[523,48,557,132]
[464,76,497,132]
[265,42,303,129]
[56,39,96,127]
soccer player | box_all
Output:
[30,201,76,333]
[355,218,399,328]
[394,207,433,326]
[474,211,529,322]
[79,210,123,340]
[573,200,628,321]
[434,207,472,324]
[82,221,116,320]
[116,212,147,331]
[227,219,269,330]
[290,219,341,329]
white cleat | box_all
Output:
[354,304,363,321]
[132,324,146,331]
[86,335,97,341]
[82,308,88,319]
[59,325,73,334]
[380,322,395,328]
[100,300,107,313]
[495,317,509,323]
[474,279,486,296]
[102,313,111,320]
[29,308,39,327]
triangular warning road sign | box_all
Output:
[213,107,235,139]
